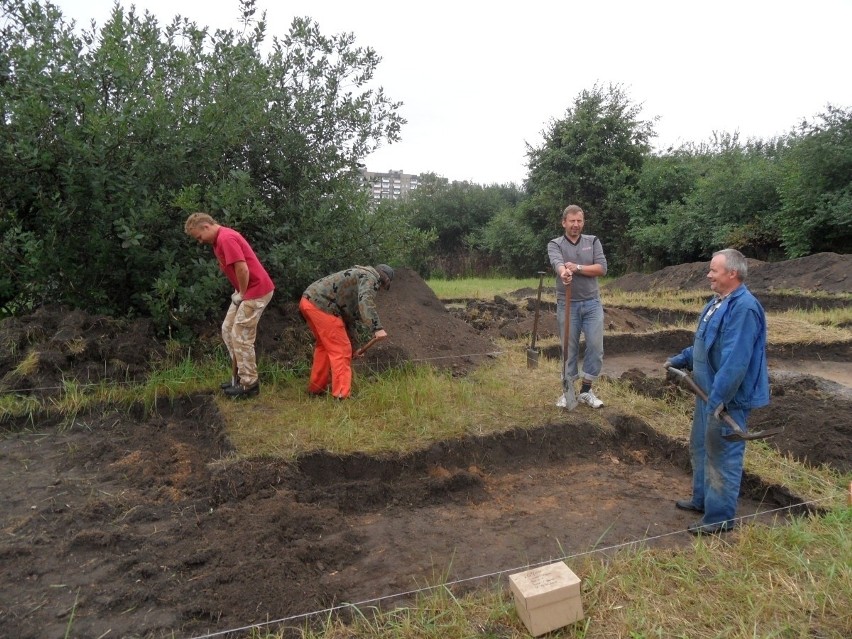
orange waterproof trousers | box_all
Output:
[299,297,353,398]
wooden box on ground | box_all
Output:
[509,562,583,636]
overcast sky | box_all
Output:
[50,0,852,185]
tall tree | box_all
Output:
[522,84,655,271]
[0,0,413,332]
[775,105,852,257]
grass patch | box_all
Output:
[217,343,567,458]
[427,276,548,300]
[768,314,852,344]
[601,287,711,311]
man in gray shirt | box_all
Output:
[547,204,608,408]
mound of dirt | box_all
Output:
[254,267,499,377]
[448,295,656,341]
[0,306,165,397]
[0,269,501,398]
[609,252,852,294]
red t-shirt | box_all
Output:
[213,227,275,300]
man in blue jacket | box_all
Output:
[665,248,769,535]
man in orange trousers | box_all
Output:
[299,264,393,399]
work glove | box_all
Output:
[712,403,725,420]
[663,359,674,372]
[231,291,243,306]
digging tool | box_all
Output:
[354,335,383,358]
[526,271,547,369]
[666,366,784,441]
[560,282,578,410]
[219,354,239,390]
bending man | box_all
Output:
[185,212,275,399]
[299,265,394,399]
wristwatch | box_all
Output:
[576,264,584,272]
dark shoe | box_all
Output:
[687,520,735,536]
[675,499,704,513]
[220,379,236,390]
[224,382,260,399]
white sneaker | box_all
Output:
[555,394,568,408]
[579,390,604,408]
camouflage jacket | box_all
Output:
[302,265,384,332]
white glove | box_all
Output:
[231,291,243,305]
[663,359,674,372]
[713,403,725,419]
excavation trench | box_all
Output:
[0,390,819,639]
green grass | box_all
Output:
[217,344,565,458]
[427,276,549,300]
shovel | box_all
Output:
[354,334,384,358]
[559,282,578,410]
[526,271,546,369]
[666,367,783,441]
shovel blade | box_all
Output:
[526,348,539,369]
[558,381,578,410]
[723,426,784,442]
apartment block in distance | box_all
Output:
[361,169,420,201]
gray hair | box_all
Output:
[713,248,748,280]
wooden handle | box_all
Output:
[355,336,381,357]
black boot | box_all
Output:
[224,382,260,399]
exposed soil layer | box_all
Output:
[0,396,811,639]
[1,253,850,638]
[608,252,852,295]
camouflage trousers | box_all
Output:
[221,291,273,387]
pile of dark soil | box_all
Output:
[0,306,164,398]
[608,252,852,294]
[0,268,499,399]
[253,267,499,376]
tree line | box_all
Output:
[2,0,849,335]
[392,89,850,278]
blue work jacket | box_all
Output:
[670,284,770,412]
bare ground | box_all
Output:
[1,255,850,639]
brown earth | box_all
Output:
[1,256,850,639]
[608,251,852,295]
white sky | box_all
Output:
[50,0,852,185]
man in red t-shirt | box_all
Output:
[185,212,275,399]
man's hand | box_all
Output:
[354,330,388,358]
[663,360,680,383]
[231,291,243,306]
[712,403,725,420]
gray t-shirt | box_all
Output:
[547,234,608,302]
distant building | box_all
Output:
[360,169,420,201]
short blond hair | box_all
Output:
[184,212,217,235]
[562,204,584,221]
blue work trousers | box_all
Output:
[557,298,604,382]
[691,333,748,527]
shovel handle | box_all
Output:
[666,367,746,435]
[355,335,383,358]
[529,271,546,350]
